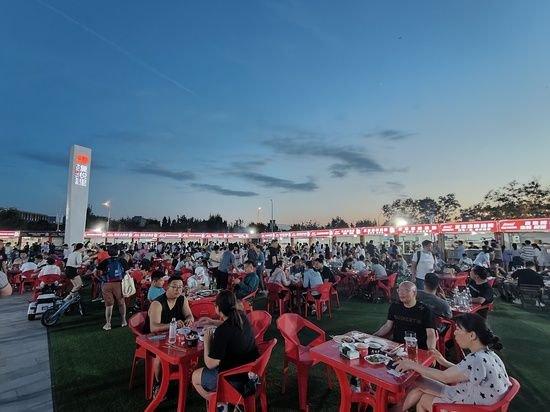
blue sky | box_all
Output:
[1,0,549,225]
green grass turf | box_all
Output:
[48,293,550,411]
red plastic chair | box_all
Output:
[10,273,22,292]
[435,317,464,363]
[376,273,397,302]
[205,338,277,412]
[331,275,341,307]
[128,311,148,390]
[247,310,272,344]
[266,282,291,317]
[276,313,332,411]
[31,274,62,300]
[433,377,520,412]
[453,274,469,289]
[19,270,36,294]
[304,283,333,320]
[189,301,218,319]
[241,290,257,313]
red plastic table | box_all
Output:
[136,334,203,412]
[310,332,434,412]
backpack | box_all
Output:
[103,258,125,283]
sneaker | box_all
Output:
[512,299,522,305]
[217,403,228,412]
[121,322,128,328]
[102,323,111,331]
[91,297,103,302]
[536,301,546,308]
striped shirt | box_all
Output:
[520,245,536,262]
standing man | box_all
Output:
[217,245,235,290]
[97,247,128,331]
[410,240,435,290]
[454,241,465,262]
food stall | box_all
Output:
[439,221,498,261]
[395,224,439,260]
[498,218,550,248]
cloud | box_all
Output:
[232,171,318,192]
[364,129,416,141]
[386,181,405,191]
[18,151,107,169]
[191,183,258,197]
[129,161,195,181]
[263,137,385,178]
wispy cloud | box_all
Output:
[386,181,405,191]
[129,161,195,181]
[191,183,258,197]
[264,137,385,178]
[364,129,416,141]
[232,170,318,192]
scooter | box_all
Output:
[41,291,86,327]
[27,275,62,321]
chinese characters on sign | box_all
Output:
[73,154,90,187]
[499,219,549,232]
[440,221,497,233]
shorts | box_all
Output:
[65,266,78,279]
[102,282,123,306]
[201,367,219,392]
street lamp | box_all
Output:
[270,199,274,232]
[102,201,111,243]
[394,217,408,227]
[257,206,262,222]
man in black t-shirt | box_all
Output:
[511,261,544,287]
[313,258,335,283]
[468,266,494,305]
[373,281,436,350]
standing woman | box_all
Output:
[395,313,511,411]
[192,290,259,404]
[65,243,85,298]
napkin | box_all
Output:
[387,368,405,378]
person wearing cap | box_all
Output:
[411,240,435,290]
[417,273,452,319]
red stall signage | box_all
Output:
[84,231,105,238]
[331,228,360,237]
[439,221,497,234]
[0,230,20,238]
[499,218,550,232]
[358,226,395,236]
[397,224,439,235]
[106,232,133,238]
[135,232,158,238]
[291,231,311,238]
[309,230,331,238]
[157,232,182,239]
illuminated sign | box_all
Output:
[498,218,550,232]
[73,153,89,187]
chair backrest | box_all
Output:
[386,273,397,288]
[128,311,148,338]
[276,313,325,358]
[21,270,36,279]
[312,282,333,300]
[190,301,218,319]
[247,310,272,343]
[454,275,468,288]
[36,275,62,285]
[267,282,288,299]
[130,269,145,283]
[253,338,277,377]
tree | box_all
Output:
[436,194,461,222]
[355,219,377,227]
[327,216,349,228]
[460,179,550,220]
[381,193,462,224]
[290,221,320,230]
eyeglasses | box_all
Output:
[169,285,184,290]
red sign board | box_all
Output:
[331,228,360,237]
[439,221,497,234]
[397,224,439,235]
[135,232,158,238]
[309,230,331,238]
[0,230,20,238]
[358,226,395,236]
[157,232,182,239]
[498,218,550,232]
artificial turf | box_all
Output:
[47,293,550,411]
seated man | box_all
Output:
[458,253,473,272]
[373,281,436,350]
[35,254,47,270]
[510,260,544,306]
[20,258,38,273]
[352,255,367,272]
[147,270,165,301]
[468,265,495,318]
[233,260,259,299]
[371,257,388,279]
[416,273,452,319]
[187,265,211,290]
[313,258,335,283]
[38,257,62,278]
[302,260,323,289]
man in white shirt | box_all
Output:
[38,257,62,278]
[473,246,491,268]
[454,241,466,261]
[352,255,367,272]
[411,240,435,290]
[21,259,38,273]
[458,253,474,271]
[371,257,388,279]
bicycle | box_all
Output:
[41,291,86,327]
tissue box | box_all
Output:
[340,345,360,360]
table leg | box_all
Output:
[144,358,170,412]
[176,364,190,412]
[332,368,352,412]
[375,387,389,412]
[145,350,153,399]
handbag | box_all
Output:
[121,273,136,297]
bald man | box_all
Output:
[374,281,436,350]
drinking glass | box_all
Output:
[404,331,418,362]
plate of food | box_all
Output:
[364,354,391,365]
[332,335,355,344]
[350,332,370,341]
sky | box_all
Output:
[1,0,549,226]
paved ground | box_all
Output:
[0,292,54,411]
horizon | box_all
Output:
[2,1,549,224]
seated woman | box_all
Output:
[144,275,194,393]
[192,290,259,406]
[395,313,511,412]
[268,260,290,287]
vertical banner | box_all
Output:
[64,145,92,246]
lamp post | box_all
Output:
[102,201,111,244]
[257,207,262,222]
[270,199,274,232]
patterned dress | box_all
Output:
[435,349,511,405]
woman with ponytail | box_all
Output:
[394,313,511,411]
[191,290,259,404]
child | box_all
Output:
[147,270,165,301]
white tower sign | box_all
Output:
[64,145,92,245]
